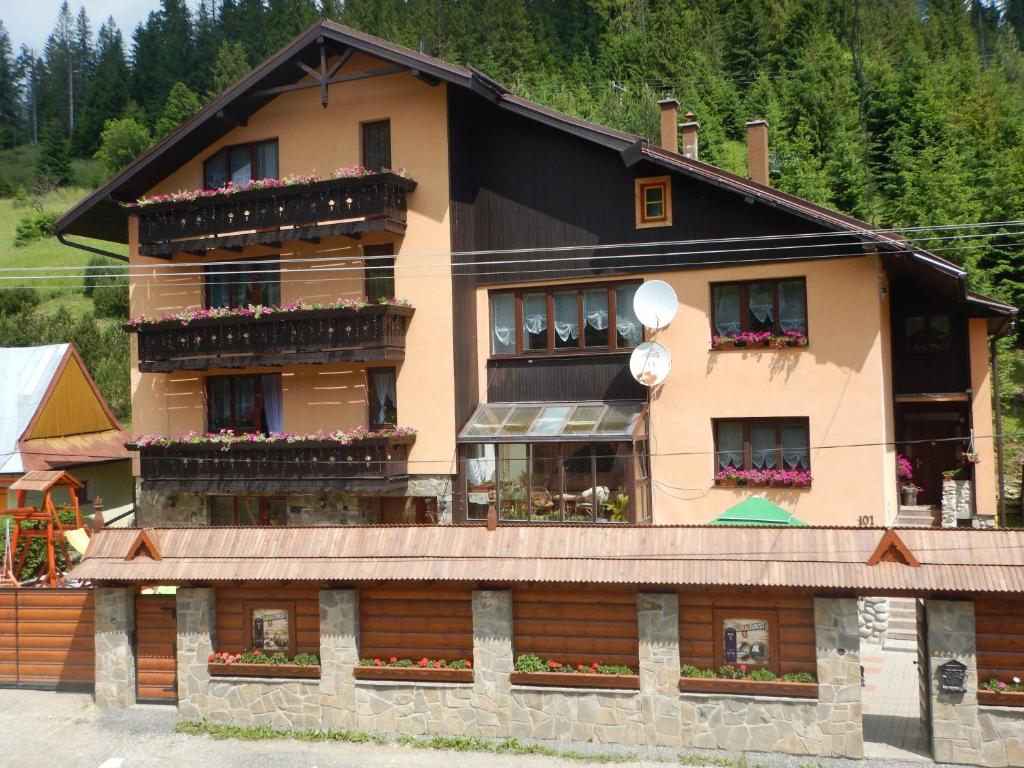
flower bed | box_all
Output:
[122,166,411,208]
[711,330,808,350]
[131,426,416,451]
[679,664,817,698]
[713,468,812,488]
[208,650,320,679]
[510,653,640,690]
[125,297,411,330]
[980,678,1024,706]
[353,657,474,683]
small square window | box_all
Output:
[635,176,672,228]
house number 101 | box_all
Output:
[858,515,874,527]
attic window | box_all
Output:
[635,176,671,228]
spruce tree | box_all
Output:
[208,40,250,98]
[154,82,201,138]
[36,119,72,185]
[0,22,18,148]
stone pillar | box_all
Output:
[472,590,513,737]
[176,587,215,721]
[637,592,682,746]
[320,589,359,729]
[814,597,863,758]
[94,587,136,709]
[926,599,982,765]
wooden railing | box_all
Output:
[134,172,416,256]
[134,436,415,493]
[126,303,414,372]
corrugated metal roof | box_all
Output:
[0,344,68,474]
[71,525,1024,594]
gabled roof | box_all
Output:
[0,344,129,475]
[54,19,1016,322]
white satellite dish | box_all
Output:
[633,280,678,330]
[629,341,672,387]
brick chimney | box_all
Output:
[680,111,699,161]
[657,97,679,153]
[746,119,770,186]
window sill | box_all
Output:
[679,677,817,699]
[208,663,320,680]
[713,479,811,490]
[510,672,640,690]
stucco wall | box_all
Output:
[969,318,997,516]
[474,256,897,526]
[127,53,454,477]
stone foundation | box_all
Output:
[978,707,1024,767]
[206,677,321,729]
[942,480,972,528]
[858,596,889,645]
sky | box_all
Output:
[3,1,198,53]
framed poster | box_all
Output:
[713,610,779,672]
[243,601,295,654]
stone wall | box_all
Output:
[813,597,864,758]
[94,587,136,709]
[176,587,215,721]
[978,708,1024,767]
[941,480,972,528]
[858,596,889,645]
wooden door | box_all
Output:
[897,407,967,507]
[135,594,177,703]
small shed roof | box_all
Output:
[9,469,84,492]
[711,496,806,526]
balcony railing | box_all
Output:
[126,303,414,372]
[134,436,415,494]
[134,172,416,257]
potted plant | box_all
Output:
[714,467,741,487]
[712,334,737,350]
[602,493,630,522]
[900,482,922,506]
[943,467,965,481]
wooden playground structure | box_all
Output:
[1,470,87,588]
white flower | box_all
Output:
[1014,676,1021,685]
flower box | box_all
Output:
[510,672,640,690]
[353,666,473,683]
[714,478,738,487]
[979,690,1024,707]
[209,662,320,679]
[679,677,817,698]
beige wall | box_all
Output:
[969,318,998,516]
[474,256,898,526]
[128,52,455,477]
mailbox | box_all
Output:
[939,659,968,693]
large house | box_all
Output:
[56,22,1024,763]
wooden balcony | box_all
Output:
[134,435,415,494]
[135,172,416,257]
[126,303,414,372]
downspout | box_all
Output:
[991,337,1006,527]
[56,233,129,262]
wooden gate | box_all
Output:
[0,587,94,689]
[135,594,177,703]
[917,598,932,747]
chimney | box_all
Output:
[657,97,679,153]
[680,111,699,161]
[746,119,770,186]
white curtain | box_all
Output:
[584,290,608,330]
[751,423,777,469]
[615,286,643,346]
[491,294,515,353]
[713,285,741,335]
[779,281,807,332]
[749,282,774,324]
[467,444,496,486]
[522,293,548,336]
[260,374,283,434]
[716,422,744,469]
[781,423,810,469]
[553,291,579,342]
[373,370,396,425]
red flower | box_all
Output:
[418,657,429,667]
[389,656,398,663]
[577,664,584,671]
[739,664,747,672]
[373,658,382,666]
[433,661,442,669]
[592,662,600,668]
[465,660,472,668]
[208,653,215,662]
[253,649,261,655]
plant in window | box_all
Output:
[602,493,630,523]
[981,677,1023,693]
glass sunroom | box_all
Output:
[458,401,651,524]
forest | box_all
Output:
[0,0,1023,489]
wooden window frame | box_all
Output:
[712,609,780,674]
[360,119,392,171]
[206,374,266,434]
[901,313,954,356]
[204,258,281,309]
[362,243,396,301]
[367,366,398,430]
[635,176,672,228]
[209,496,288,526]
[489,281,642,358]
[203,139,279,190]
[712,417,811,472]
[709,278,808,339]
[242,600,297,655]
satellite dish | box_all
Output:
[629,341,672,387]
[633,280,678,330]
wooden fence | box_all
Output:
[359,585,474,662]
[975,597,1024,683]
[0,588,94,689]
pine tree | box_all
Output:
[36,119,72,184]
[208,40,250,98]
[73,18,128,156]
[40,2,76,135]
[154,81,201,138]
[0,22,19,148]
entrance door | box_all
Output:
[896,406,967,507]
[135,594,177,703]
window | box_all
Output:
[206,259,280,308]
[203,140,279,189]
[207,374,283,434]
[210,496,288,526]
[714,610,779,673]
[368,367,397,429]
[714,418,810,472]
[904,314,952,354]
[635,176,672,228]
[362,120,391,171]
[711,278,807,339]
[363,243,395,301]
[489,282,642,356]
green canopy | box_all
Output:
[710,496,806,526]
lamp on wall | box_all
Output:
[167,492,178,508]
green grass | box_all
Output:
[0,145,106,190]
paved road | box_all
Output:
[0,688,964,768]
